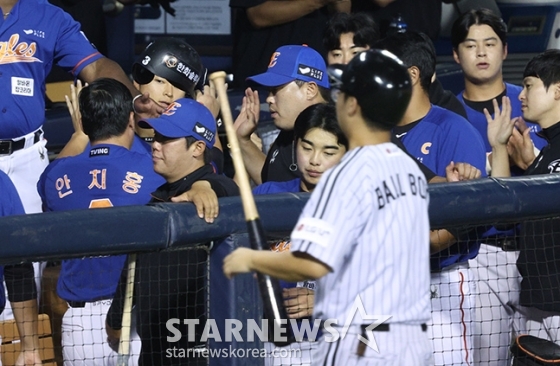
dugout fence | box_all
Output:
[0,175,559,365]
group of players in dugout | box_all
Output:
[1,1,560,365]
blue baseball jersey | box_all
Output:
[0,171,26,311]
[457,83,547,152]
[0,0,103,138]
[396,105,487,177]
[395,106,486,270]
[38,144,164,302]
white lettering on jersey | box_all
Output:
[11,77,34,97]
[292,217,333,248]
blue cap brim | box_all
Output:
[246,72,296,87]
[138,118,184,139]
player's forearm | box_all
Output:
[370,0,396,7]
[79,57,141,99]
[250,251,328,282]
[238,139,266,185]
[247,0,326,29]
[490,145,511,177]
[330,0,351,13]
[12,299,40,352]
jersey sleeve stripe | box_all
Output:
[71,52,102,75]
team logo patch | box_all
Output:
[297,64,323,81]
[291,217,332,248]
[163,101,181,116]
[193,122,215,144]
[421,142,432,155]
[89,147,110,156]
[268,52,280,68]
[165,56,178,68]
[548,159,560,173]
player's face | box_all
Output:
[327,33,370,66]
[453,24,507,85]
[136,77,187,109]
[151,133,197,182]
[297,128,346,192]
[266,81,310,130]
[519,76,559,128]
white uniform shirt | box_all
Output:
[290,143,431,326]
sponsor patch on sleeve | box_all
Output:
[291,217,332,248]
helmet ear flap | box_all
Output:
[132,64,155,86]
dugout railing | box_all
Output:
[1,175,560,365]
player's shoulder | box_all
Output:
[424,105,475,131]
[506,83,523,95]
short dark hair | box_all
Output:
[185,136,212,164]
[323,12,380,52]
[293,103,348,149]
[374,31,435,92]
[451,8,507,50]
[294,80,332,103]
[79,78,133,142]
[524,49,560,90]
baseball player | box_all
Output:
[37,78,164,366]
[374,31,487,366]
[224,49,434,365]
[488,50,560,342]
[60,37,223,221]
[0,0,161,322]
[235,44,330,185]
[106,98,239,366]
[252,102,348,365]
[451,9,548,364]
[0,170,42,365]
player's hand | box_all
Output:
[223,248,255,279]
[65,80,87,136]
[106,323,121,353]
[133,92,165,118]
[486,97,515,148]
[445,161,481,182]
[196,84,221,119]
[15,349,42,366]
[283,287,314,318]
[171,181,219,223]
[507,118,536,170]
[234,88,260,141]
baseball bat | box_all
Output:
[209,71,293,347]
[116,253,137,366]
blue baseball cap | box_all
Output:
[247,45,330,89]
[139,98,216,148]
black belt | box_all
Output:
[484,237,520,251]
[0,129,42,155]
[67,301,86,308]
[360,323,427,332]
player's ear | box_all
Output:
[553,82,560,100]
[408,66,420,87]
[452,48,460,65]
[305,82,319,101]
[346,95,359,117]
[127,112,135,130]
[192,140,206,158]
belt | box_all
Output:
[356,323,427,356]
[484,237,520,251]
[67,301,86,308]
[0,129,43,155]
[360,323,427,332]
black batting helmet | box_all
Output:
[132,38,204,98]
[327,49,411,130]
